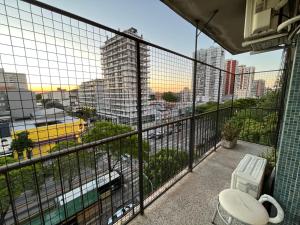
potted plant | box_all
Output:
[221,120,241,149]
[259,148,276,177]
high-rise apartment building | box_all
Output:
[99,28,153,125]
[194,46,225,103]
[0,68,28,90]
[236,65,255,99]
[251,79,266,98]
[224,60,239,99]
[180,87,191,102]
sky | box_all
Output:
[40,0,283,71]
[0,0,281,92]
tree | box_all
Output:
[77,107,96,121]
[149,94,156,101]
[36,94,42,101]
[257,90,279,109]
[232,98,258,108]
[195,102,218,114]
[11,131,34,160]
[44,100,64,110]
[0,157,43,224]
[82,121,150,159]
[162,92,179,102]
[144,148,188,195]
[49,140,94,190]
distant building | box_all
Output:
[236,65,255,99]
[0,68,28,90]
[0,92,8,113]
[0,68,37,120]
[41,88,70,107]
[7,89,37,119]
[99,28,153,125]
[69,89,79,111]
[179,87,191,102]
[193,46,225,103]
[224,60,239,100]
[251,79,266,98]
[78,79,105,111]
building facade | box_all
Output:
[224,60,239,99]
[251,79,266,98]
[194,46,225,103]
[78,79,105,111]
[0,68,28,90]
[236,65,255,99]
[179,87,191,102]
[99,28,153,125]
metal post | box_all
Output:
[136,40,144,214]
[5,172,18,225]
[189,22,199,172]
[215,70,222,150]
[274,48,290,152]
[230,71,236,116]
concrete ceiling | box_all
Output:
[162,0,251,54]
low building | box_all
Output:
[10,108,85,160]
[41,88,71,107]
[7,89,37,119]
[0,68,28,90]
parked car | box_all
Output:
[107,203,133,225]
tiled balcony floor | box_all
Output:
[128,141,270,225]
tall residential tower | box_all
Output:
[194,46,225,103]
[99,28,153,125]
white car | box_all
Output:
[107,203,133,224]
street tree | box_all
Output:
[11,131,34,160]
[82,121,150,159]
[0,157,43,224]
[49,140,94,190]
[144,148,188,195]
[162,92,179,102]
[77,107,96,121]
[35,93,42,101]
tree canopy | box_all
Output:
[82,121,150,159]
[162,92,179,102]
[0,157,42,223]
[49,140,94,190]
[11,131,34,159]
[144,148,188,195]
[77,107,96,121]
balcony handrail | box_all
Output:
[0,107,233,174]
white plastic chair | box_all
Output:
[212,189,284,225]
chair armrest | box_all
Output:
[258,194,284,224]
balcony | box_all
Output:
[0,0,299,225]
[129,141,270,225]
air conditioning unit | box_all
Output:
[243,0,290,51]
[231,154,267,199]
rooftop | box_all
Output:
[128,141,270,225]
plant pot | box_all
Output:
[221,138,237,149]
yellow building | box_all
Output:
[11,111,85,160]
